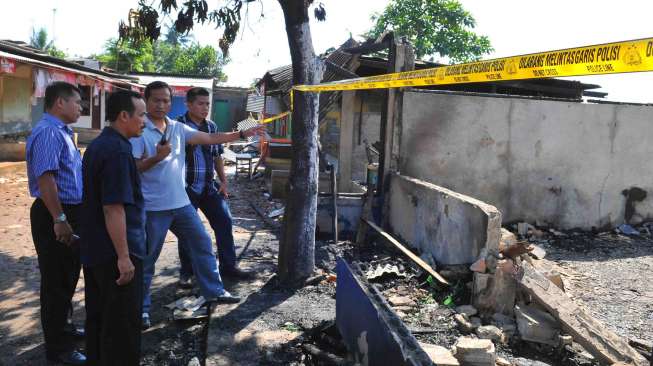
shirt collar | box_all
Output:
[43,113,73,133]
[144,114,172,131]
[184,112,209,127]
[103,126,130,144]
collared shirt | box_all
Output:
[80,127,145,267]
[130,115,197,211]
[177,113,224,194]
[26,113,83,204]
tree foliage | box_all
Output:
[96,27,226,80]
[153,28,227,80]
[368,0,492,62]
[29,27,67,59]
[96,38,155,73]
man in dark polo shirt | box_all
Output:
[80,90,147,365]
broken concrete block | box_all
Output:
[513,358,552,366]
[476,325,503,342]
[514,304,560,346]
[495,356,511,366]
[531,262,565,292]
[472,267,517,316]
[418,342,460,366]
[500,228,518,251]
[419,304,439,326]
[528,245,546,259]
[502,243,532,260]
[455,314,474,333]
[470,258,487,273]
[388,295,415,307]
[452,337,496,366]
[393,305,413,312]
[456,305,478,317]
[517,222,534,236]
[470,317,482,330]
[559,334,573,346]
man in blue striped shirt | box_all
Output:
[177,88,251,287]
[25,81,86,365]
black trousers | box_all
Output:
[84,256,143,366]
[30,198,81,356]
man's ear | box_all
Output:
[54,96,65,110]
[118,110,129,123]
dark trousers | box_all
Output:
[30,198,81,356]
[84,256,143,366]
[179,186,237,278]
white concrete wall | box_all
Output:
[388,173,501,265]
[400,90,653,229]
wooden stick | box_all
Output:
[362,218,449,286]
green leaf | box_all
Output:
[443,295,454,307]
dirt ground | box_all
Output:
[0,165,337,366]
[1,163,651,365]
[530,230,653,343]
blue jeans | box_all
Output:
[142,204,225,314]
[178,187,237,279]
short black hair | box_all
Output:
[106,90,143,122]
[44,82,81,111]
[186,87,210,102]
[144,81,173,100]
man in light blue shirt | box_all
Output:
[131,81,264,328]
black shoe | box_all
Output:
[63,323,85,339]
[178,276,194,289]
[213,290,241,304]
[221,267,254,280]
[142,313,151,330]
[47,350,86,365]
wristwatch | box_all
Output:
[54,213,67,224]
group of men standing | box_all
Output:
[25,81,264,365]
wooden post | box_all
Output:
[378,38,415,227]
[330,165,338,244]
[338,91,356,192]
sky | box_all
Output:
[1,0,652,102]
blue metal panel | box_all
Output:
[335,258,432,366]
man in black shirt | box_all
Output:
[80,90,147,365]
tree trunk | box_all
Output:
[277,0,323,284]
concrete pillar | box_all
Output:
[338,91,356,192]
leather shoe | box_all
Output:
[178,276,194,289]
[220,267,254,280]
[213,290,241,304]
[63,323,85,338]
[47,350,86,365]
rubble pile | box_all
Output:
[343,224,651,366]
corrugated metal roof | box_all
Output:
[0,40,138,83]
[246,94,264,113]
[256,38,361,120]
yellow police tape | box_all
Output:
[259,111,290,124]
[293,37,653,92]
